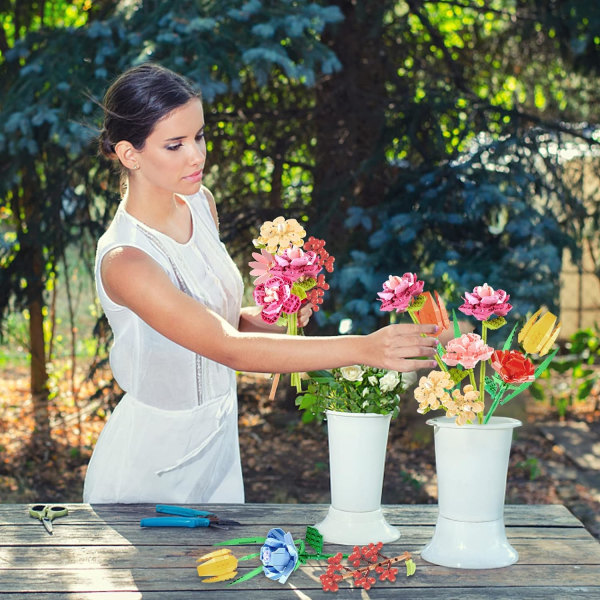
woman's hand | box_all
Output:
[297,302,314,328]
[366,323,439,372]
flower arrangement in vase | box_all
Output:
[401,278,561,569]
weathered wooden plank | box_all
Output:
[0,503,582,528]
[0,522,595,549]
[1,535,599,570]
[0,589,598,600]
[0,563,599,593]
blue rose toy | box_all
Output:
[259,528,299,584]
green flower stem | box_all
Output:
[408,310,447,372]
[478,322,489,424]
[288,312,302,392]
[468,369,477,390]
[484,383,508,424]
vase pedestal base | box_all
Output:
[421,515,518,569]
[315,506,400,546]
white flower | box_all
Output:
[379,370,400,393]
[362,400,369,408]
[362,387,370,397]
[368,375,378,386]
[340,365,365,382]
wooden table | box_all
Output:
[1,503,599,599]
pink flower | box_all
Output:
[458,283,512,321]
[378,273,424,313]
[249,248,277,285]
[441,333,494,369]
[271,246,321,282]
[253,276,301,324]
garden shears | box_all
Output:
[140,505,241,530]
[29,504,68,534]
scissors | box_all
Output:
[140,505,241,530]
[29,504,68,534]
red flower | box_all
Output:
[491,350,536,384]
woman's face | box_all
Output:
[134,98,206,195]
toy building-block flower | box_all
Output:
[259,528,299,584]
[518,308,561,356]
[414,370,454,413]
[378,273,424,313]
[491,350,536,384]
[253,276,301,324]
[196,548,238,582]
[443,384,484,425]
[441,333,494,370]
[256,216,306,255]
[414,291,450,335]
[271,246,321,282]
[249,248,277,285]
[459,283,512,321]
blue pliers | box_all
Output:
[140,505,241,530]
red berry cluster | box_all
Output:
[303,237,335,312]
[320,543,408,593]
[319,552,344,592]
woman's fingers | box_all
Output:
[298,303,314,328]
[373,323,441,371]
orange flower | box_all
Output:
[414,291,450,336]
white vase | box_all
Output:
[421,416,522,569]
[314,410,400,545]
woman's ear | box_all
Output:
[114,141,140,171]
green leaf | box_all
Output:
[577,379,595,401]
[291,283,307,300]
[407,294,426,312]
[406,558,416,576]
[485,316,507,330]
[305,526,323,554]
[452,309,461,338]
[502,323,518,350]
[449,368,469,384]
[229,565,265,586]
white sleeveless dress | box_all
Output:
[83,190,245,504]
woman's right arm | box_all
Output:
[101,247,439,374]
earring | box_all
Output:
[132,163,139,170]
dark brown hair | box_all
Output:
[98,63,200,159]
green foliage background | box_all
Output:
[1,0,599,395]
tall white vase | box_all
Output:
[421,416,522,569]
[314,410,400,545]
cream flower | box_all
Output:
[379,370,400,393]
[257,216,306,255]
[339,365,365,382]
[414,370,453,414]
[442,384,484,425]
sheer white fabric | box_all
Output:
[83,190,245,503]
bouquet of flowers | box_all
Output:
[249,216,335,395]
[403,278,562,425]
[296,365,417,423]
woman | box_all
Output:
[83,64,438,504]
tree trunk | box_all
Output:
[312,0,390,237]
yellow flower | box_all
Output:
[257,216,306,255]
[518,308,561,356]
[196,548,238,582]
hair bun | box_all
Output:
[99,128,116,158]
